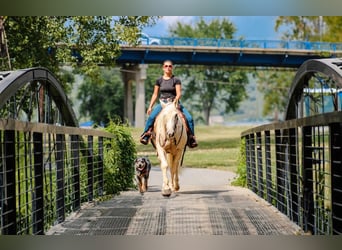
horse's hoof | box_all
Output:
[162,189,171,197]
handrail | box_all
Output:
[138,37,342,52]
[241,111,342,235]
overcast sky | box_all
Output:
[143,16,282,40]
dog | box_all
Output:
[134,156,152,193]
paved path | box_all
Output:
[46,167,303,235]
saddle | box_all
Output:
[148,109,190,149]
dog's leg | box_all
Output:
[143,177,148,192]
[137,176,143,193]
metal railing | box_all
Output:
[0,118,114,235]
[241,111,342,235]
[144,37,342,52]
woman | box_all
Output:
[140,60,198,148]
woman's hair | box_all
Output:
[163,60,173,66]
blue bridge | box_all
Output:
[117,38,342,67]
[118,38,342,128]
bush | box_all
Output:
[231,137,247,187]
[103,119,137,195]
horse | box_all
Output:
[151,100,188,197]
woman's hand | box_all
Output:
[147,107,152,115]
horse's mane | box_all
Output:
[154,100,186,150]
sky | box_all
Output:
[143,16,282,40]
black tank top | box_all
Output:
[155,76,181,99]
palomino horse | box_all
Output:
[151,100,188,197]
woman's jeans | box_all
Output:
[142,103,195,136]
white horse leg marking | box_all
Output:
[168,154,176,191]
[173,150,184,191]
[157,147,171,196]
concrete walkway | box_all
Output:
[46,167,303,235]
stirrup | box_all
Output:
[188,135,198,148]
[140,131,151,145]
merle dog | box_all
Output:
[134,156,152,193]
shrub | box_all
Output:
[231,137,247,187]
[103,119,137,195]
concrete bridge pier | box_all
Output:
[121,64,148,128]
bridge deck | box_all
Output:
[46,168,303,235]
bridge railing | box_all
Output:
[0,118,114,235]
[152,37,342,52]
[241,111,342,235]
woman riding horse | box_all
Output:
[140,59,198,148]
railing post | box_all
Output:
[302,126,315,233]
[289,128,299,223]
[2,130,16,235]
[330,123,342,234]
[56,134,65,223]
[275,129,286,213]
[87,136,94,201]
[33,132,44,235]
[245,135,252,188]
[256,132,264,198]
[98,137,104,196]
[71,134,80,211]
[250,133,257,193]
[265,131,273,204]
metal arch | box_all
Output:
[0,67,78,127]
[285,58,342,120]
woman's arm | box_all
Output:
[175,84,181,102]
[147,85,159,115]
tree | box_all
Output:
[275,16,322,41]
[1,16,158,124]
[3,16,158,82]
[256,16,342,121]
[275,16,342,42]
[77,68,124,126]
[168,17,249,125]
[323,17,342,42]
[254,70,296,121]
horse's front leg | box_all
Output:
[157,148,171,197]
[172,150,184,192]
[168,154,176,192]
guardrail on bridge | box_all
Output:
[0,118,113,235]
[241,111,342,235]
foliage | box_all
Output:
[323,17,342,42]
[231,137,247,187]
[77,68,124,125]
[275,16,323,41]
[2,16,158,81]
[168,17,249,125]
[182,66,249,125]
[103,118,137,195]
[253,70,296,121]
[169,17,236,39]
[275,16,342,42]
[256,16,342,120]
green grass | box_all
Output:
[130,125,253,173]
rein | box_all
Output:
[159,101,185,147]
[173,113,184,146]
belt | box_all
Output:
[160,98,175,103]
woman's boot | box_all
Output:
[140,128,152,145]
[188,134,198,148]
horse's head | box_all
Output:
[160,100,179,139]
